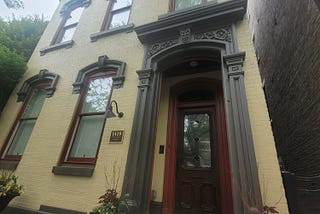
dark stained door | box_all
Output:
[175,107,220,214]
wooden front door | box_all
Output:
[162,78,233,214]
[175,106,220,214]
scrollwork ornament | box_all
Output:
[147,39,178,58]
[195,28,232,42]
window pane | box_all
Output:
[82,77,113,113]
[69,115,105,158]
[23,89,47,118]
[7,120,36,155]
[60,26,76,43]
[175,0,202,10]
[65,7,84,25]
[112,0,132,10]
[109,10,130,29]
[183,113,212,168]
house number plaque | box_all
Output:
[109,130,124,143]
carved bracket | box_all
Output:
[223,52,246,77]
[136,69,154,88]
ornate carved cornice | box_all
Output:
[17,70,59,102]
[147,39,178,58]
[194,28,231,42]
[146,27,232,58]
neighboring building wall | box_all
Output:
[248,0,320,212]
[248,0,320,176]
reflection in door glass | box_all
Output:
[183,113,212,168]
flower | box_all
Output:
[92,161,127,214]
[92,188,127,214]
[0,170,23,198]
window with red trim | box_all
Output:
[53,0,88,44]
[62,71,115,164]
[102,0,132,30]
[54,7,84,44]
[2,82,49,161]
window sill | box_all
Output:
[0,160,19,170]
[52,165,94,177]
[40,40,74,56]
[90,23,134,42]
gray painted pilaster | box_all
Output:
[223,52,262,213]
[122,69,160,214]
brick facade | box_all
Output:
[248,0,320,212]
[249,0,320,177]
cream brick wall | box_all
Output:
[0,0,144,211]
[236,19,289,213]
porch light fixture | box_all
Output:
[106,100,124,118]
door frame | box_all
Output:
[162,78,233,214]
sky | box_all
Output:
[0,0,59,21]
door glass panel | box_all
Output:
[183,113,211,168]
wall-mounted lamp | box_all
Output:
[106,100,124,118]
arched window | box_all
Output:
[1,70,59,164]
[52,0,90,44]
[53,55,125,176]
[65,71,115,163]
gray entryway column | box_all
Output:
[122,68,160,214]
[223,52,262,213]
